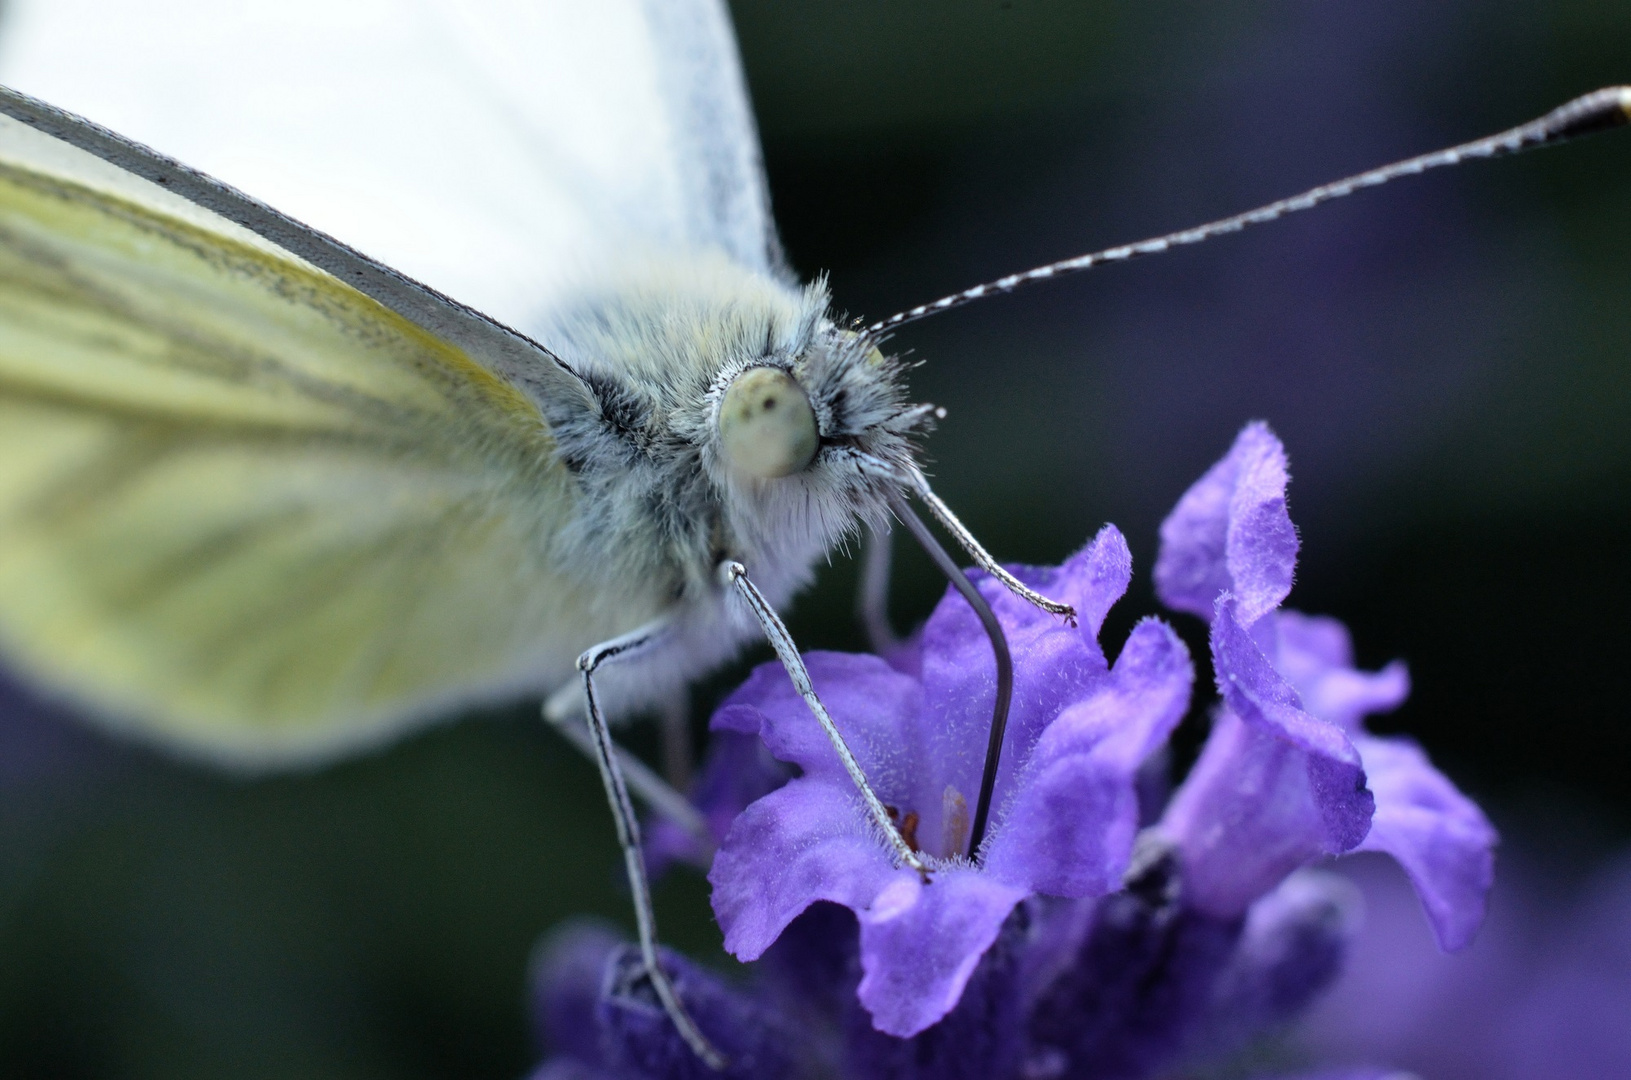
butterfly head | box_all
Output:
[702,307,933,531]
[713,323,925,480]
[717,366,819,479]
[536,257,931,597]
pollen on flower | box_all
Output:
[885,804,922,854]
[941,786,969,857]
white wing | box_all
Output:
[0,0,783,336]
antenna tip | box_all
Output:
[1620,87,1631,121]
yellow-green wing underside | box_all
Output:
[0,115,595,765]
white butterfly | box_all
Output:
[0,0,1044,1061]
[0,0,1623,1064]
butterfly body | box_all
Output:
[518,251,921,724]
[0,0,957,773]
[0,5,910,1054]
[0,84,925,762]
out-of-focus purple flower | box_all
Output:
[1299,848,1631,1080]
[528,922,804,1080]
[644,728,794,875]
[1021,852,1359,1080]
[706,526,1195,1037]
[1153,422,1496,950]
[531,859,1362,1080]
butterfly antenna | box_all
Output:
[869,86,1631,335]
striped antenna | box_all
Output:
[868,85,1631,336]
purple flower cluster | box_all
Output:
[532,423,1497,1080]
[1151,423,1495,953]
[1301,847,1631,1080]
[709,523,1193,1039]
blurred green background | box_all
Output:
[3,2,1630,1076]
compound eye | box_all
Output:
[718,367,819,479]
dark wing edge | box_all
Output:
[0,83,586,404]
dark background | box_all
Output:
[2,2,1628,1077]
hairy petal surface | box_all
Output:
[917,527,1131,849]
[854,870,1029,1037]
[709,530,1191,1037]
[1274,612,1410,734]
[1159,598,1373,918]
[1354,735,1497,951]
[712,775,904,963]
[984,618,1193,896]
[1155,422,1494,949]
[1155,421,1298,627]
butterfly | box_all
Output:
[0,0,1624,1065]
[0,0,1051,1062]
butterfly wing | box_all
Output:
[0,0,784,335]
[0,109,646,766]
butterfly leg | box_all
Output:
[543,687,711,852]
[856,522,900,655]
[908,475,1078,625]
[576,619,728,1070]
[723,561,930,879]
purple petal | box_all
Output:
[1028,858,1243,1078]
[645,728,794,873]
[852,917,1033,1080]
[1211,599,1373,852]
[1273,609,1355,668]
[1204,870,1360,1044]
[711,778,902,962]
[1275,612,1410,733]
[712,652,924,791]
[530,920,623,1067]
[1159,598,1373,917]
[756,900,862,1023]
[597,946,799,1080]
[1354,735,1498,952]
[1160,713,1339,918]
[983,619,1193,896]
[854,868,1028,1037]
[1156,421,1298,627]
[707,651,938,967]
[528,928,801,1080]
[917,526,1131,857]
[764,902,1038,1080]
[1039,523,1134,639]
[882,630,923,679]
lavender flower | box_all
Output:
[531,422,1500,1079]
[528,923,802,1080]
[1153,422,1497,950]
[531,862,1361,1080]
[706,525,1194,1037]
